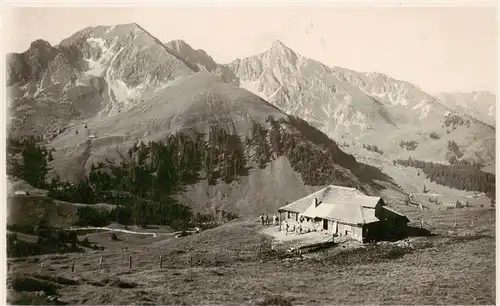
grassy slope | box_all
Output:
[7,178,116,229]
[7,205,495,305]
[352,154,493,211]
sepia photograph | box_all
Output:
[3,2,497,305]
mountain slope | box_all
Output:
[228,41,495,166]
[7,23,196,137]
[46,72,395,215]
[229,41,398,139]
[435,91,496,127]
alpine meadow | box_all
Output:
[5,8,496,305]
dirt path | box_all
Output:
[67,226,200,238]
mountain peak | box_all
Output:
[115,22,144,32]
[262,39,298,65]
[270,40,293,52]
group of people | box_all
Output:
[259,213,279,226]
[281,221,304,236]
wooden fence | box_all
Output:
[415,217,476,231]
[31,249,264,274]
[13,217,479,274]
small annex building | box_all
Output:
[277,185,410,242]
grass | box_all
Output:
[7,208,495,305]
[257,295,294,306]
[320,244,415,266]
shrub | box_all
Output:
[399,140,418,151]
[9,275,59,295]
[443,114,469,130]
[363,144,384,155]
[447,140,463,158]
[430,132,440,140]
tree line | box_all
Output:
[395,157,495,199]
[7,129,245,230]
[7,117,390,230]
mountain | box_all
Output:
[46,72,392,215]
[227,40,495,166]
[164,39,239,87]
[6,25,395,217]
[435,91,496,127]
[7,23,196,137]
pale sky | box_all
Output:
[3,6,497,93]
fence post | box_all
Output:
[40,262,44,273]
[420,220,424,228]
[129,256,132,270]
[159,255,163,269]
[470,219,474,227]
[71,259,75,273]
[436,221,440,229]
[190,254,193,268]
[99,256,103,270]
[453,218,457,228]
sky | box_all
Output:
[3,5,497,93]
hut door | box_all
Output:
[323,219,328,230]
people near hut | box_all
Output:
[299,215,305,223]
[273,214,278,225]
[259,214,264,225]
[284,221,289,235]
[264,213,269,226]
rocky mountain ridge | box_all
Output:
[226,40,495,166]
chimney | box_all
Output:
[312,198,319,207]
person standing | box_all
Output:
[259,214,264,225]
